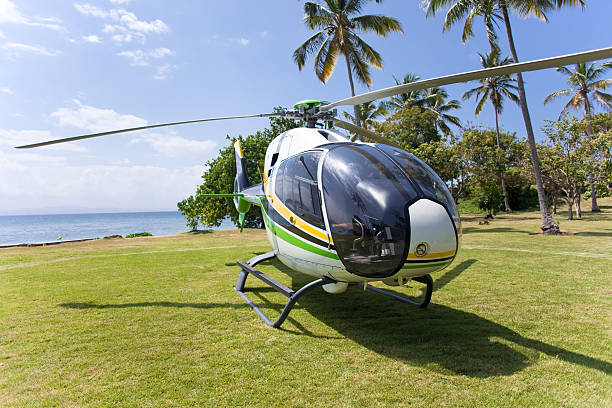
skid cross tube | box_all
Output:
[234,251,334,328]
[356,274,433,308]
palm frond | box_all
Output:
[543,88,572,104]
[352,15,403,36]
[293,30,327,70]
[304,2,335,29]
[351,35,383,69]
[592,91,612,110]
[589,79,612,91]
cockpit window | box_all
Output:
[377,145,458,218]
[322,145,417,277]
[276,151,324,228]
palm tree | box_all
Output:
[385,74,462,135]
[421,86,462,135]
[385,73,425,111]
[422,0,585,234]
[544,61,612,212]
[342,100,388,131]
[293,0,403,129]
[463,49,519,212]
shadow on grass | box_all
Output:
[463,227,531,234]
[434,259,477,292]
[61,301,257,310]
[61,257,612,378]
[260,260,611,378]
[572,231,612,237]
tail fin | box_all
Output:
[234,140,250,193]
[233,140,251,230]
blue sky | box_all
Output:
[0,0,610,214]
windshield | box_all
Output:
[321,144,417,277]
[377,145,458,216]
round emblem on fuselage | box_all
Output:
[415,242,428,257]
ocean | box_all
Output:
[0,212,236,246]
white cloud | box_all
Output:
[0,155,204,212]
[74,3,108,18]
[82,34,101,43]
[0,129,87,152]
[1,42,60,56]
[132,133,217,157]
[50,101,147,133]
[117,48,175,79]
[153,63,177,80]
[74,3,168,44]
[205,35,252,47]
[0,0,65,31]
[110,0,131,4]
[1,86,13,94]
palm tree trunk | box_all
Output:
[500,2,559,234]
[582,93,601,212]
[495,110,511,212]
[345,55,362,132]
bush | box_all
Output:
[583,182,611,200]
[103,234,123,239]
[125,232,153,238]
[506,185,539,210]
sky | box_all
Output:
[0,0,610,214]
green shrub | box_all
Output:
[125,232,153,238]
[103,235,123,239]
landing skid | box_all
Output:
[234,251,333,328]
[234,251,433,328]
[356,274,433,308]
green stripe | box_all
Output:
[261,207,339,260]
[402,261,451,269]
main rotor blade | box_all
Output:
[15,113,279,149]
[333,119,402,149]
[321,47,612,110]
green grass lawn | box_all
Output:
[1,199,611,407]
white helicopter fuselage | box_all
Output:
[248,127,460,293]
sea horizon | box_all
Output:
[0,211,236,246]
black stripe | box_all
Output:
[265,204,335,251]
[404,255,455,264]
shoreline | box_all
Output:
[0,238,99,249]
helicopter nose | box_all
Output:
[406,199,457,266]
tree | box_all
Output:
[385,73,424,111]
[423,0,585,234]
[421,87,462,136]
[178,117,300,229]
[293,0,403,128]
[377,106,441,149]
[463,49,519,212]
[540,118,592,220]
[342,100,388,131]
[384,74,462,135]
[458,127,518,215]
[544,61,612,212]
[411,140,465,202]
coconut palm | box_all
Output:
[384,74,461,135]
[293,0,403,129]
[421,87,462,135]
[463,49,519,212]
[544,61,612,212]
[342,100,388,131]
[422,0,585,234]
[385,74,424,111]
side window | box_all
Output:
[276,152,324,228]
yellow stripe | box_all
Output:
[234,140,243,158]
[407,249,456,259]
[265,170,332,244]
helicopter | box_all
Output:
[16,47,612,328]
